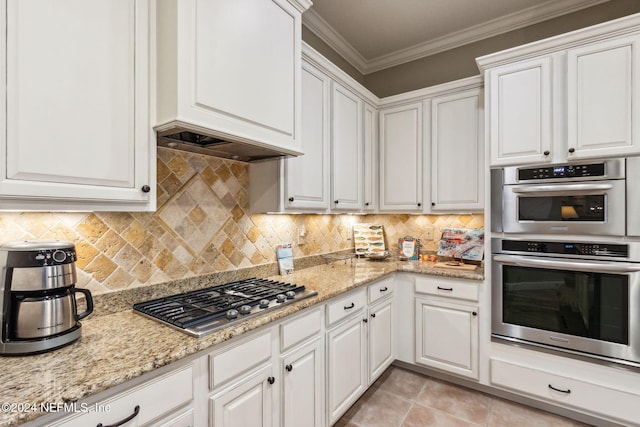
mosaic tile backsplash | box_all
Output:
[0,148,484,294]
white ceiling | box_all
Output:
[303,0,610,74]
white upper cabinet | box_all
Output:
[567,35,640,158]
[331,82,363,211]
[362,103,378,212]
[430,87,484,211]
[0,0,155,211]
[156,0,310,156]
[379,102,423,212]
[478,15,640,167]
[284,63,331,210]
[486,57,552,166]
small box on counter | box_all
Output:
[398,236,420,260]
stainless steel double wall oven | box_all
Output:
[491,157,640,368]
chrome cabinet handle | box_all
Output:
[97,405,140,427]
[493,254,640,273]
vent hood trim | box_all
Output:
[155,121,302,163]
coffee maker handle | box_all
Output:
[73,288,94,321]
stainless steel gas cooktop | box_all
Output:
[133,278,317,337]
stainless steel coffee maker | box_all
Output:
[0,240,93,355]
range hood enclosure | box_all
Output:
[155,0,310,162]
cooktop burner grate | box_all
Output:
[133,278,317,337]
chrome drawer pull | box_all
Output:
[548,384,571,394]
[97,405,140,427]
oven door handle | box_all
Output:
[493,255,640,273]
[511,183,613,195]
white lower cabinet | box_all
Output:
[281,338,324,427]
[326,297,368,425]
[326,278,395,425]
[490,358,640,426]
[50,364,195,427]
[210,365,274,427]
[415,276,479,380]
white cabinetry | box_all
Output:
[280,308,324,427]
[379,102,423,211]
[362,102,378,211]
[156,0,310,156]
[50,364,195,427]
[490,357,640,426]
[478,17,640,166]
[567,35,640,158]
[326,277,395,424]
[367,277,395,382]
[326,288,368,424]
[331,82,364,211]
[415,276,479,380]
[430,87,484,211]
[248,60,331,213]
[0,0,155,211]
[485,56,553,166]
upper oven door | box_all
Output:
[502,179,626,236]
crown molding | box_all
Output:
[303,0,610,75]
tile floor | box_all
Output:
[335,366,592,427]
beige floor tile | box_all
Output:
[374,367,429,402]
[415,378,492,425]
[343,388,412,427]
[488,398,592,427]
[402,404,482,427]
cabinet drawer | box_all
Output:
[210,330,272,390]
[326,288,366,327]
[490,358,640,424]
[53,365,193,427]
[280,307,322,352]
[368,277,394,304]
[415,276,478,301]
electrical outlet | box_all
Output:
[346,225,353,241]
[297,226,307,245]
[423,225,434,240]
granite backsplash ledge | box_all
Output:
[0,148,483,295]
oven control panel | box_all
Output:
[518,163,606,181]
[500,240,628,258]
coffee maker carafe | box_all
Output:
[0,240,93,355]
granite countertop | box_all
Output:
[0,258,482,426]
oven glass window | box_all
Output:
[503,265,628,344]
[518,195,605,222]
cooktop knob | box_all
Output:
[239,305,252,315]
[259,299,270,309]
[226,309,239,320]
[285,291,296,299]
[276,294,286,303]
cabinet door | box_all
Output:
[368,298,394,383]
[190,0,302,152]
[488,56,552,166]
[210,365,274,427]
[362,102,378,212]
[1,0,154,210]
[567,35,640,158]
[415,297,478,379]
[379,102,423,211]
[284,62,331,210]
[331,82,363,211]
[431,88,484,211]
[326,314,367,424]
[281,338,324,427]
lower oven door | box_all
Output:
[492,254,640,366]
